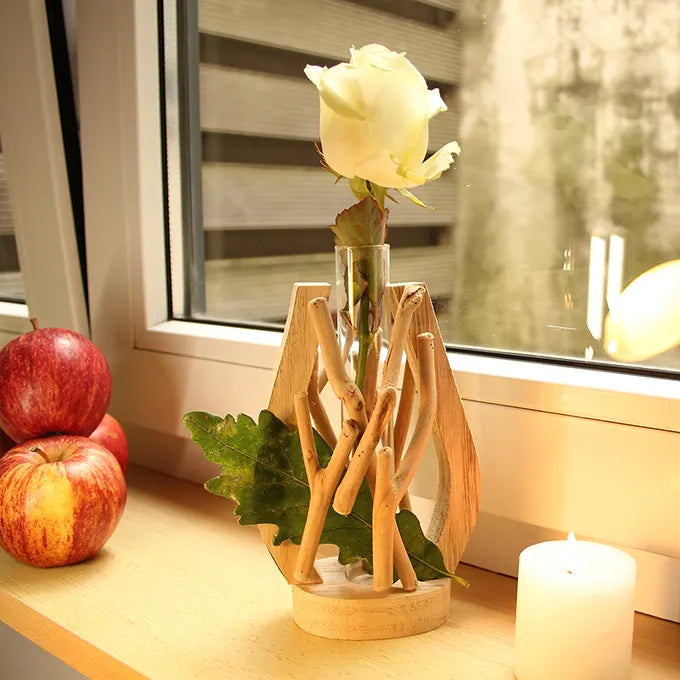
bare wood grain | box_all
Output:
[0,467,677,679]
[293,402,359,584]
[307,356,337,449]
[262,282,331,583]
[372,334,436,593]
[293,556,450,640]
[393,362,415,511]
[308,296,368,430]
[372,446,396,592]
[389,283,481,571]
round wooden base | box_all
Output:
[292,557,451,640]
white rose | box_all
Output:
[304,44,460,190]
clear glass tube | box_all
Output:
[335,244,390,392]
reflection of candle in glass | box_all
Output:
[515,534,636,680]
[565,531,577,574]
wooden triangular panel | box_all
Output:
[259,283,331,583]
[389,283,481,571]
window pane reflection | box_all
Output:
[167,0,680,372]
[0,137,24,303]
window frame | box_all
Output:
[0,0,88,336]
[77,0,680,623]
[79,0,679,436]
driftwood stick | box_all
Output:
[393,362,415,511]
[307,355,337,449]
[294,417,361,584]
[318,327,354,393]
[332,286,423,516]
[374,334,436,592]
[294,392,320,494]
[332,386,397,516]
[364,456,417,591]
[372,446,396,592]
[394,362,415,464]
[325,419,361,484]
[393,530,417,591]
[382,284,425,390]
[393,333,436,500]
[365,333,437,592]
[382,419,394,453]
[309,298,368,431]
[329,287,426,590]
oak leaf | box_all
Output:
[183,409,464,583]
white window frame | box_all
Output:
[77,0,680,622]
[0,0,88,337]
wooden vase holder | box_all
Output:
[260,282,480,640]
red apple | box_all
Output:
[89,414,128,474]
[0,435,126,567]
[0,322,111,442]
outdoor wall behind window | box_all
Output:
[170,0,680,371]
[0,135,24,302]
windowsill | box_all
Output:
[0,300,29,334]
[139,318,680,433]
[0,466,678,679]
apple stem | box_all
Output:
[30,318,39,331]
[30,446,50,463]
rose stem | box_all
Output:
[362,330,381,419]
[355,295,371,392]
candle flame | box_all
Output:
[566,532,577,574]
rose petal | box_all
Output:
[307,45,451,189]
[351,44,394,69]
[427,88,447,118]
[398,141,461,185]
[303,64,325,88]
[319,101,370,178]
[315,63,366,120]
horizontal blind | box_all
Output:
[0,155,13,237]
[0,147,23,299]
[196,0,460,325]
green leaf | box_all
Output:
[183,409,464,584]
[396,187,435,210]
[396,510,469,588]
[367,182,387,210]
[183,410,374,565]
[348,176,371,201]
[331,196,388,247]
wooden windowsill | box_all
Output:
[0,466,678,679]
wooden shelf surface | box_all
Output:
[0,466,678,679]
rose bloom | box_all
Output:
[305,44,460,190]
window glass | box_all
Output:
[165,0,680,372]
[0,136,24,302]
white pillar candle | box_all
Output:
[515,534,636,680]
